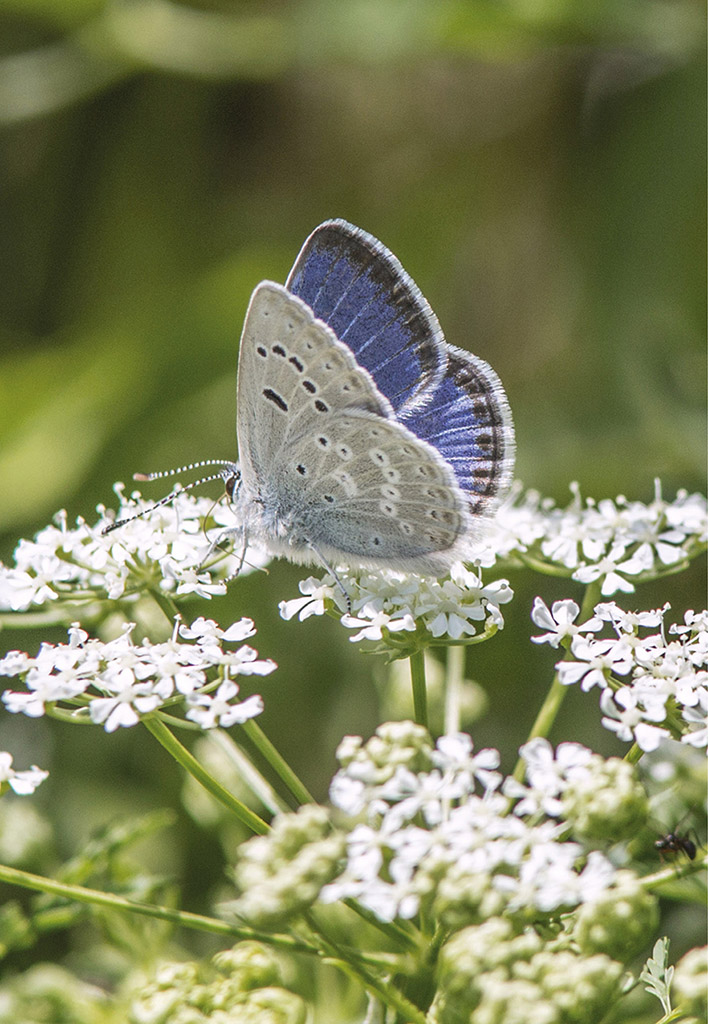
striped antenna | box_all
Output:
[132,459,239,483]
[102,461,240,535]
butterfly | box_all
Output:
[109,220,514,579]
[225,219,514,576]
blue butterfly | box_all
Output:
[227,220,514,576]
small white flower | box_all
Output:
[530,597,602,648]
[186,681,264,729]
[89,671,167,732]
[0,752,48,795]
[341,607,416,643]
[557,636,633,690]
[178,616,256,644]
[279,577,338,621]
[599,688,671,750]
[680,688,708,749]
[573,543,645,595]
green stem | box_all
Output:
[640,851,707,892]
[0,863,314,955]
[241,719,315,806]
[343,898,419,953]
[512,672,566,782]
[409,650,428,730]
[147,585,181,627]
[324,958,428,1024]
[304,911,428,1024]
[512,582,602,782]
[444,645,465,735]
[143,716,269,835]
[624,742,643,765]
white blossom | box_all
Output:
[0,484,271,613]
[322,730,619,923]
[281,562,512,646]
[530,597,602,648]
[0,752,48,795]
[1,617,274,732]
[551,600,707,754]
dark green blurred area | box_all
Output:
[0,0,705,1001]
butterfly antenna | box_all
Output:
[102,461,238,536]
[133,459,238,483]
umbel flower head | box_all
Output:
[0,481,703,632]
[0,484,271,613]
[279,562,513,652]
[532,599,708,755]
[222,723,656,945]
[0,616,274,733]
[488,480,706,594]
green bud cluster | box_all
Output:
[415,856,506,932]
[672,945,708,1022]
[335,720,433,782]
[227,805,346,929]
[561,755,648,844]
[431,918,623,1024]
[128,942,306,1024]
[572,871,658,961]
[0,963,108,1024]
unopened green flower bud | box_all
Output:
[232,986,307,1024]
[527,949,623,1024]
[430,866,506,931]
[227,805,346,929]
[433,920,623,1024]
[336,721,433,782]
[673,945,708,1022]
[573,870,658,961]
[561,755,648,844]
[212,942,281,993]
[432,919,537,1020]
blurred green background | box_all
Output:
[0,0,705,1007]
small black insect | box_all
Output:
[655,830,697,861]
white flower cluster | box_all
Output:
[280,563,513,645]
[484,481,706,595]
[0,617,274,733]
[321,724,620,925]
[0,751,48,795]
[532,598,708,754]
[0,484,271,612]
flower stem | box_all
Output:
[624,742,644,765]
[143,715,270,834]
[147,585,181,627]
[0,863,316,954]
[409,650,428,730]
[241,719,316,806]
[305,910,429,1024]
[511,673,566,782]
[444,645,465,735]
[513,582,602,781]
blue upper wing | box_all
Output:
[402,345,515,514]
[286,220,446,415]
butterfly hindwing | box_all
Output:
[402,343,515,515]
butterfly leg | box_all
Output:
[306,542,352,614]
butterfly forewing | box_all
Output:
[237,282,393,492]
[287,220,447,416]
